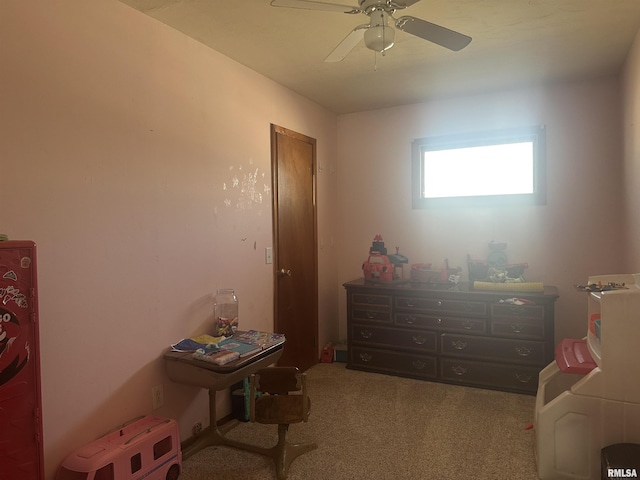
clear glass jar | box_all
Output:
[214,288,238,336]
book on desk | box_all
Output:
[187,331,286,366]
[192,348,240,365]
[234,330,286,349]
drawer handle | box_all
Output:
[406,315,416,325]
[412,359,427,370]
[436,300,443,307]
[406,301,415,308]
[515,373,532,383]
[360,329,373,339]
[461,320,473,330]
[451,365,467,376]
[359,352,373,362]
[451,340,467,350]
[511,323,523,333]
[436,318,443,324]
[412,335,427,345]
[515,345,532,357]
[365,312,376,319]
[510,305,526,314]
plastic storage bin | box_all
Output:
[334,343,348,362]
[230,379,250,422]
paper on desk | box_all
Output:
[191,334,225,345]
[171,335,225,352]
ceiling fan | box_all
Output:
[270,0,472,62]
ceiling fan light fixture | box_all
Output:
[364,24,395,52]
[364,11,395,53]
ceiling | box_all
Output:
[119,0,640,114]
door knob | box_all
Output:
[278,268,292,277]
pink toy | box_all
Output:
[55,415,182,480]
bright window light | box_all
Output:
[412,126,546,208]
[423,142,534,198]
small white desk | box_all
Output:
[163,342,284,458]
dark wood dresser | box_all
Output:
[344,278,558,395]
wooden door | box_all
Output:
[271,124,318,372]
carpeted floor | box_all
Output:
[179,363,541,479]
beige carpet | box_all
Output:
[179,363,541,480]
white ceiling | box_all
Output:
[119,0,640,114]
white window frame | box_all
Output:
[411,126,546,208]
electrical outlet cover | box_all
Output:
[152,385,164,410]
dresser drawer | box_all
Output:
[350,346,437,379]
[351,293,392,309]
[396,296,487,316]
[491,303,544,319]
[490,316,545,340]
[395,312,486,334]
[351,324,437,352]
[440,358,540,394]
[352,308,392,323]
[440,333,546,365]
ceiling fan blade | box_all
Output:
[395,16,471,51]
[270,0,361,14]
[324,24,368,62]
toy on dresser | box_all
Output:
[362,235,407,282]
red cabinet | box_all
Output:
[0,241,44,480]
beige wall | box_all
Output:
[0,1,338,478]
[336,78,626,345]
[622,29,640,270]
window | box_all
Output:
[153,436,172,459]
[411,126,546,208]
[130,453,142,473]
[54,467,89,480]
[94,464,114,480]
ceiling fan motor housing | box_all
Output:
[358,0,411,14]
